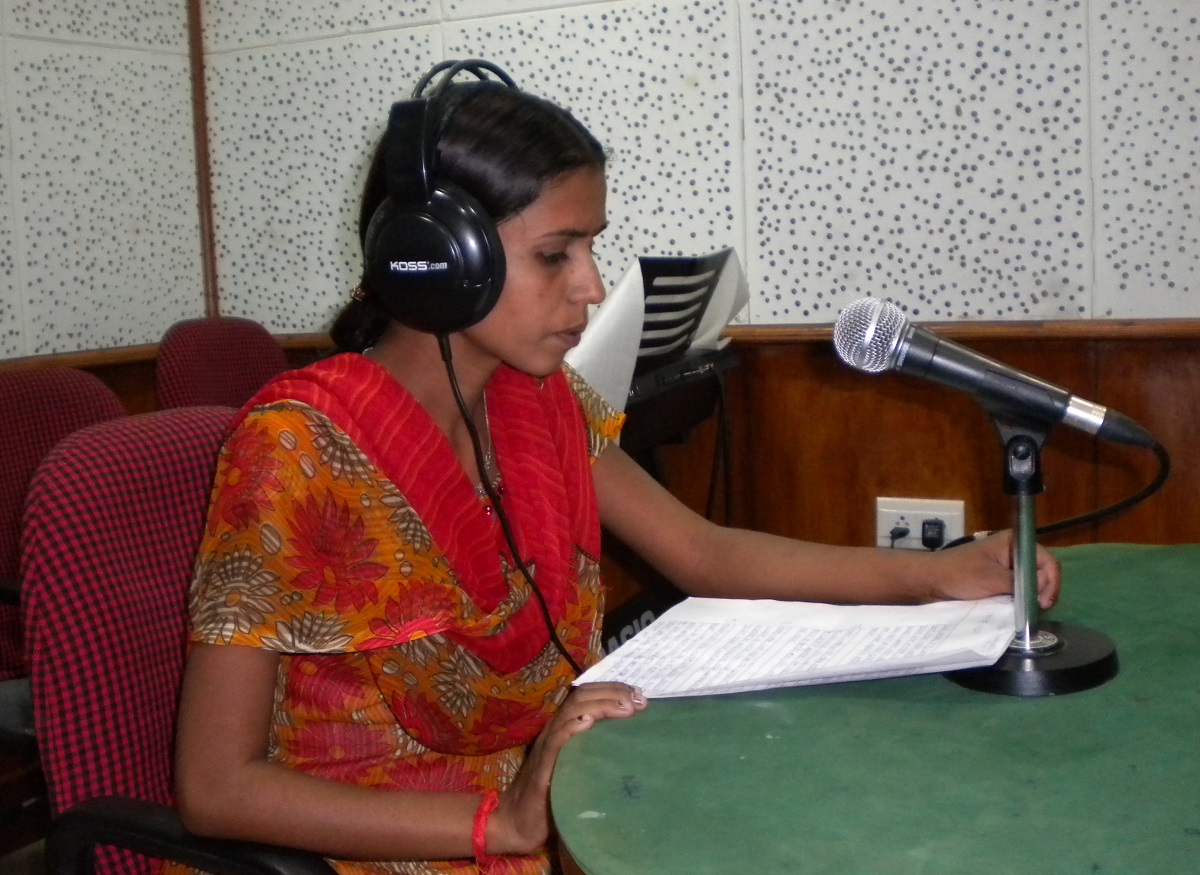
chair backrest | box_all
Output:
[0,367,126,681]
[633,248,733,376]
[21,407,235,833]
[156,316,289,409]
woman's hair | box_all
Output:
[329,82,607,353]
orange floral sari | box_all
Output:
[185,353,622,875]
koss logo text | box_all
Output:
[389,260,449,272]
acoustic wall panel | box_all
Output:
[746,0,1199,323]
[202,0,438,53]
[747,0,1096,322]
[0,37,19,358]
[1091,1,1200,318]
[204,31,442,331]
[7,40,202,355]
[4,0,1196,358]
[445,0,746,314]
[447,0,608,20]
[4,0,189,50]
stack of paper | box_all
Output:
[575,595,1017,698]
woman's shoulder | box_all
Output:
[561,363,624,447]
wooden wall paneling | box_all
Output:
[2,327,1195,566]
[83,359,159,414]
[0,346,159,414]
[728,340,1092,548]
[720,331,1199,550]
[956,337,1103,548]
[599,373,735,617]
[1091,338,1200,545]
[0,334,334,416]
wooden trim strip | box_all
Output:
[7,315,1200,374]
[278,332,334,350]
[0,333,333,373]
[188,0,219,316]
[727,318,1200,345]
[0,345,159,371]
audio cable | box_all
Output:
[438,336,584,676]
[940,440,1171,549]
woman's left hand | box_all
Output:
[486,682,648,857]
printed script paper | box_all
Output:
[575,596,1017,698]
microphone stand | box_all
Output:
[946,420,1119,696]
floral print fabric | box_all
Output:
[184,354,622,875]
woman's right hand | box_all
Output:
[487,682,648,856]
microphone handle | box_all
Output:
[895,327,1074,429]
[895,327,1158,448]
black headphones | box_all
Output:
[363,60,518,335]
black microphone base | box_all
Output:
[944,621,1118,697]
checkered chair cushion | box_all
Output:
[156,316,290,409]
[21,406,235,874]
[0,368,126,682]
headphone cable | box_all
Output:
[437,336,584,677]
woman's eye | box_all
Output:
[539,251,569,266]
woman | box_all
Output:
[174,62,1060,875]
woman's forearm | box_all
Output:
[176,758,486,861]
[679,526,947,603]
[174,643,532,861]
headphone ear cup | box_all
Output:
[363,181,506,335]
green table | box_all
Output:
[552,544,1200,874]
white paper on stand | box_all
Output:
[566,249,751,413]
[575,595,1017,698]
[689,249,750,352]
[564,260,644,413]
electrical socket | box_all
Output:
[876,497,965,551]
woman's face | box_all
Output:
[464,166,608,378]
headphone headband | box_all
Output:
[411,59,517,99]
[384,61,517,208]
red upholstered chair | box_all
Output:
[0,367,127,681]
[21,406,333,875]
[0,367,126,856]
[156,316,290,409]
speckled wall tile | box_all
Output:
[4,0,1196,360]
[8,39,203,355]
[748,0,1100,323]
[204,31,442,331]
[446,0,612,20]
[206,2,743,334]
[202,0,438,54]
[0,39,21,358]
[1091,2,1199,318]
[446,0,745,305]
[4,0,189,51]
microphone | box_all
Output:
[832,298,1157,448]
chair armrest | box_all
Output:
[46,796,337,875]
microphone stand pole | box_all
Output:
[947,422,1119,697]
[1009,432,1052,654]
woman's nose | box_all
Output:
[574,256,606,306]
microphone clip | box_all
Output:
[1000,430,1046,498]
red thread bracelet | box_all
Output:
[473,789,501,869]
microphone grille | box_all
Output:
[832,298,907,373]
